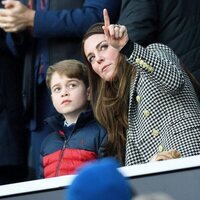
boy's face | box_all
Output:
[50,72,89,123]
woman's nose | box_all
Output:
[96,54,104,63]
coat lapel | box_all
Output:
[129,70,139,110]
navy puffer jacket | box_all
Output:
[39,108,107,178]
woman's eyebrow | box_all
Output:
[86,40,106,58]
[96,40,106,50]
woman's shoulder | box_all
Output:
[146,43,176,55]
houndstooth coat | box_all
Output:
[124,42,200,166]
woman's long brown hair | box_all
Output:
[82,23,136,164]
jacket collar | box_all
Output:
[45,106,94,133]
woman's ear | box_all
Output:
[86,87,90,101]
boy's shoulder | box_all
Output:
[45,113,65,130]
[78,117,107,140]
[77,108,106,133]
[41,130,61,145]
[87,118,106,131]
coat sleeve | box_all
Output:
[118,0,158,47]
[122,41,185,94]
[33,0,121,38]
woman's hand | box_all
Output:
[0,0,35,32]
[102,8,128,51]
[150,149,181,162]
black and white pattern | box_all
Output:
[125,43,200,166]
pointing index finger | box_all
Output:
[103,8,110,28]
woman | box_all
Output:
[82,9,200,165]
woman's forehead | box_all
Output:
[84,34,105,52]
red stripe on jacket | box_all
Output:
[43,148,97,178]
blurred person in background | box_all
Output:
[67,158,134,200]
[0,4,28,184]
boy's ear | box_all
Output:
[86,87,90,101]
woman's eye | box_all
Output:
[100,44,108,51]
[88,56,95,63]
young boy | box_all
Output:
[39,59,107,178]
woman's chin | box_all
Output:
[102,73,115,82]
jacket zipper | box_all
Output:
[55,139,67,177]
[55,126,75,177]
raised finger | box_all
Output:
[103,8,110,28]
[103,9,110,39]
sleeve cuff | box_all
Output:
[120,40,134,58]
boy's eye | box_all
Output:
[53,87,61,93]
[68,83,77,89]
[66,80,80,90]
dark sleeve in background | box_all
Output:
[33,0,121,38]
[118,0,158,47]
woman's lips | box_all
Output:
[102,64,110,72]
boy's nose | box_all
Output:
[61,89,69,97]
